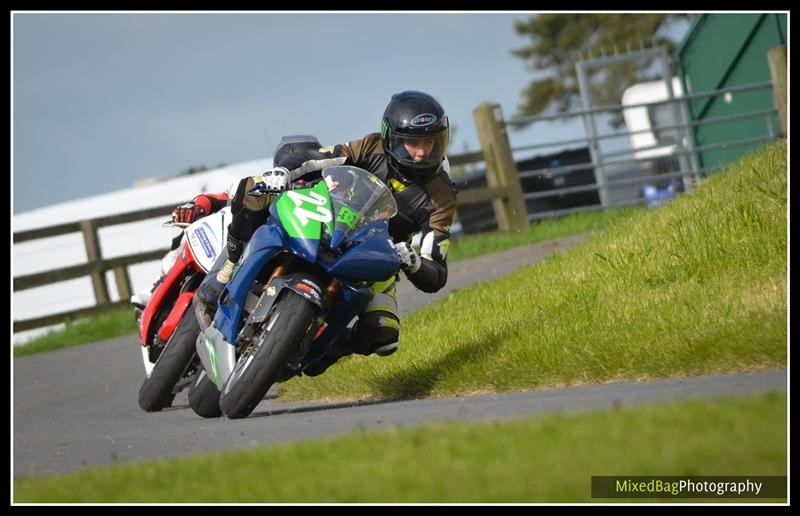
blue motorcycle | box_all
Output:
[193,165,400,419]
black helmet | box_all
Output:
[380,91,449,182]
[273,134,322,165]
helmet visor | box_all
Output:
[387,130,449,170]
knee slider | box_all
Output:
[351,311,400,356]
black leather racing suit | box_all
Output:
[226,132,458,355]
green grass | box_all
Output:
[447,205,643,262]
[13,391,787,503]
[283,142,787,401]
[15,201,635,357]
[13,307,137,358]
[15,142,786,372]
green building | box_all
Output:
[674,13,787,172]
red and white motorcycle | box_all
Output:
[136,206,230,413]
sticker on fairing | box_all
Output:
[336,205,362,231]
[275,181,333,239]
[191,227,216,258]
[202,335,219,386]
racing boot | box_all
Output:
[130,290,153,312]
[302,328,355,377]
[196,233,248,310]
[131,274,167,324]
[196,259,234,309]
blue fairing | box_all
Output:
[214,209,399,345]
[271,201,321,263]
[326,220,398,282]
[302,282,373,365]
[214,223,284,342]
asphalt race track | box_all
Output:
[13,233,787,476]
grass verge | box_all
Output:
[13,307,137,358]
[13,391,786,503]
[15,203,637,356]
[283,142,787,401]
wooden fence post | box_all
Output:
[472,102,528,233]
[80,220,110,305]
[767,44,787,138]
[13,202,177,332]
[113,266,132,303]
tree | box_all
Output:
[511,13,692,128]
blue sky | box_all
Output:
[12,12,689,214]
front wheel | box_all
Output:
[188,369,222,418]
[220,292,317,419]
[138,309,200,412]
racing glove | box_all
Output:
[262,166,290,191]
[172,202,206,225]
[395,242,421,274]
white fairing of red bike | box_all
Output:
[141,347,156,376]
[184,206,231,272]
[138,206,230,376]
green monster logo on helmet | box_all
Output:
[380,118,390,139]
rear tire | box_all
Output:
[138,310,200,412]
[220,292,316,419]
[188,369,223,418]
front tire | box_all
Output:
[188,369,222,418]
[138,310,200,412]
[220,292,317,419]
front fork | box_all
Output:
[195,253,338,389]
